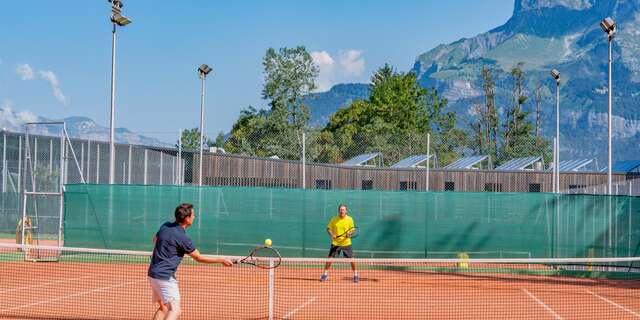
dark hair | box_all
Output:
[338,204,347,210]
[175,203,194,223]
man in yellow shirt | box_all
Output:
[320,204,358,283]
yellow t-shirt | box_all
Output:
[327,215,355,247]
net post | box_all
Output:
[268,260,274,320]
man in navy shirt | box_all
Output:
[148,203,232,320]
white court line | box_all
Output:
[586,290,640,318]
[0,275,94,294]
[522,289,563,320]
[0,279,145,313]
[282,296,317,319]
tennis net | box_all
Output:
[1,243,640,319]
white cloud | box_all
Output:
[16,64,34,80]
[38,70,67,105]
[311,49,366,92]
[311,51,336,92]
[0,100,39,131]
[338,50,365,76]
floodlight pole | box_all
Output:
[108,0,131,185]
[199,72,205,186]
[555,78,560,193]
[109,22,117,184]
[607,32,613,195]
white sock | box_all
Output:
[353,271,358,276]
[323,271,328,276]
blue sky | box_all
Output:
[0,0,513,142]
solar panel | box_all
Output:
[443,155,488,169]
[600,160,640,173]
[341,152,381,166]
[495,156,542,171]
[391,154,434,168]
[548,159,595,172]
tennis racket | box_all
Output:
[335,226,359,239]
[234,246,282,269]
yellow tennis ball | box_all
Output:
[264,239,272,247]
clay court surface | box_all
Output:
[1,258,640,320]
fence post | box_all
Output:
[144,149,148,185]
[426,133,430,191]
[96,144,100,184]
[2,131,6,193]
[49,139,53,175]
[18,136,22,192]
[86,140,91,183]
[80,142,85,179]
[302,131,306,189]
[160,151,164,185]
[178,129,182,185]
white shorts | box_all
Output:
[148,276,180,305]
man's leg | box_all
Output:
[321,246,339,281]
[153,303,168,320]
[342,246,359,283]
[163,300,182,320]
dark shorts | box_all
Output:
[327,245,354,258]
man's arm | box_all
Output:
[188,249,233,266]
[326,228,336,239]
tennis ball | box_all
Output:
[264,239,272,247]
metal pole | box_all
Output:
[178,129,182,185]
[127,145,132,184]
[556,81,560,193]
[109,23,117,185]
[160,151,164,185]
[49,139,53,175]
[199,75,205,186]
[552,138,557,193]
[607,35,613,195]
[426,133,430,191]
[2,132,6,193]
[96,144,100,184]
[58,127,65,246]
[18,136,22,192]
[301,131,306,189]
[86,140,91,183]
[144,149,148,185]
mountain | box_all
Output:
[411,0,640,161]
[0,107,171,147]
[303,83,370,127]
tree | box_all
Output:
[214,131,225,148]
[178,128,212,150]
[500,63,534,161]
[534,84,544,138]
[225,46,319,159]
[321,64,465,165]
[262,46,319,131]
[470,66,499,163]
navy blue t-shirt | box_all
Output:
[148,222,196,280]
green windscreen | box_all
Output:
[63,184,640,258]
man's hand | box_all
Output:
[220,258,233,267]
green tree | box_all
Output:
[177,128,212,150]
[262,46,319,131]
[322,65,465,165]
[225,46,319,159]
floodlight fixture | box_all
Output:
[600,17,616,36]
[198,64,213,77]
[111,13,132,26]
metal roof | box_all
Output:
[341,152,381,166]
[547,159,595,172]
[391,154,434,168]
[600,160,640,173]
[495,156,542,171]
[443,155,488,170]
